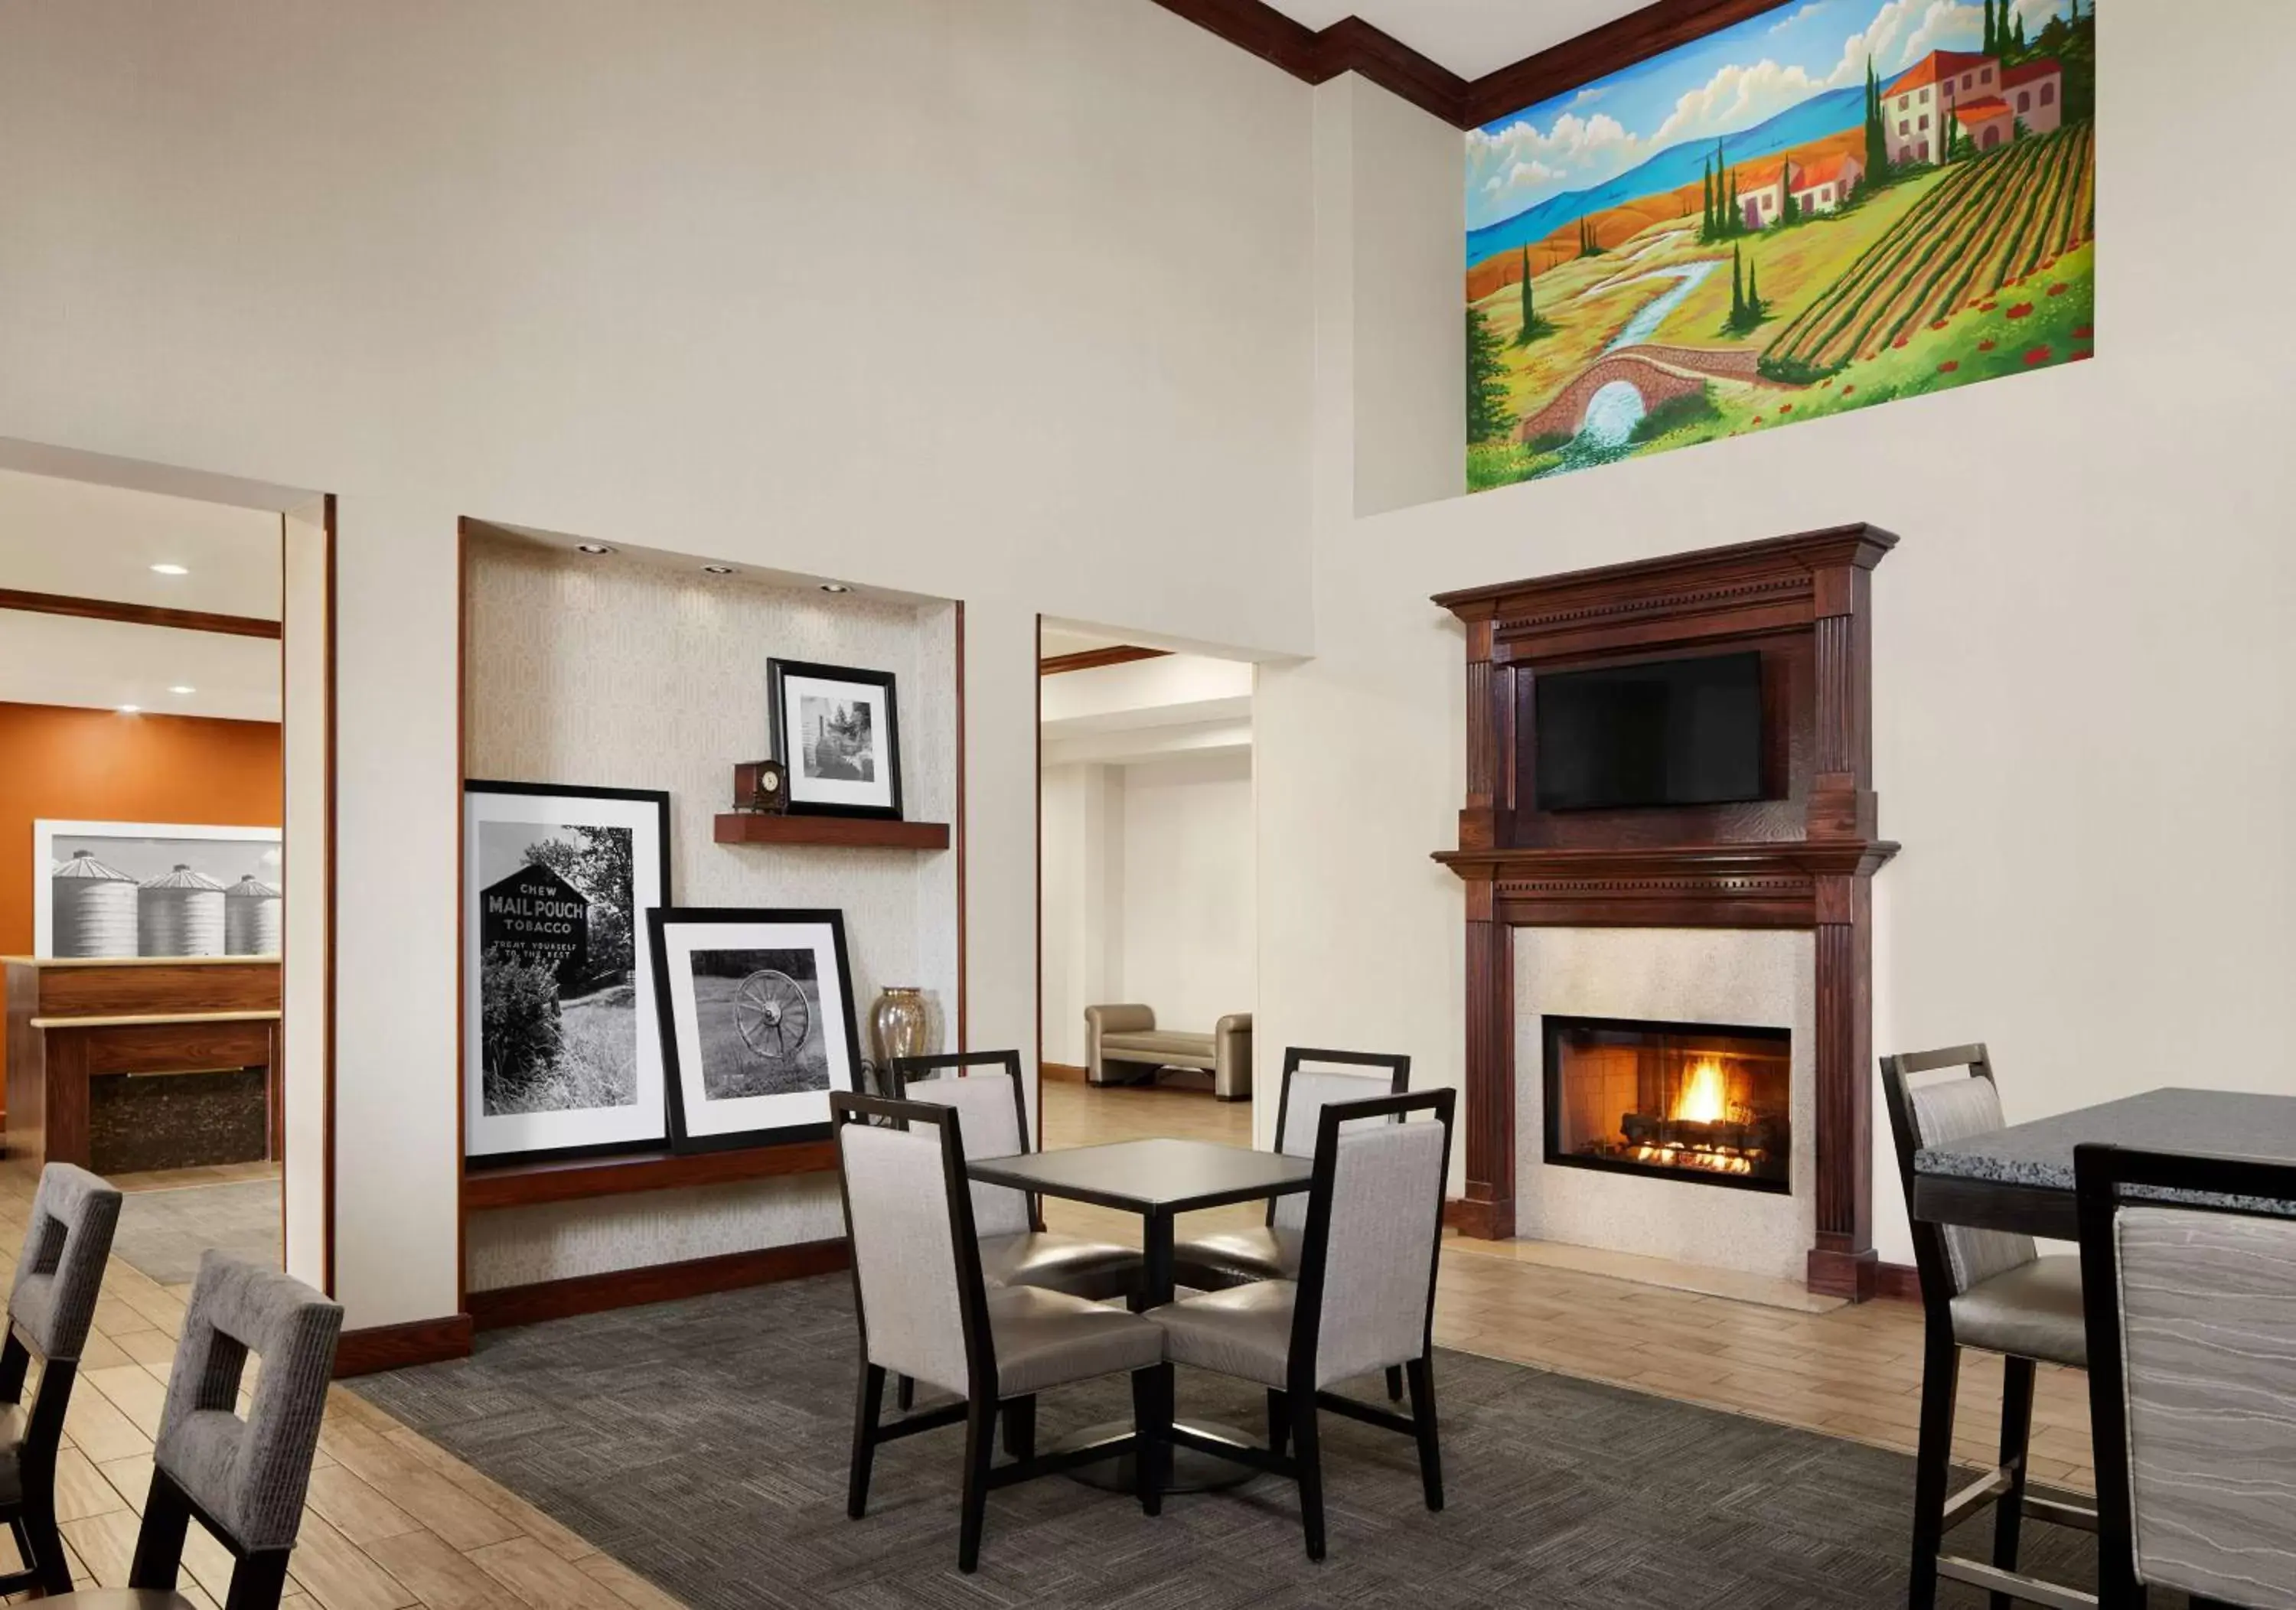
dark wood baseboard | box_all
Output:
[1874,1261,1923,1302]
[1041,1061,1088,1084]
[467,1237,851,1331]
[1443,1197,1514,1240]
[334,1312,475,1377]
[1805,1244,1880,1302]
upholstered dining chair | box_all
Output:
[36,1250,342,1610]
[1145,1087,1453,1561]
[1171,1046,1411,1402]
[886,1050,1144,1437]
[833,1091,1168,1574]
[0,1164,122,1596]
[2076,1142,2296,1610]
[1880,1045,2095,1609]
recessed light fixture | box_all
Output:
[702,564,736,575]
[576,543,615,556]
[820,582,852,595]
[170,685,197,695]
[116,704,142,714]
[149,562,189,576]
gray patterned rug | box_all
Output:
[353,1276,2141,1609]
[113,1180,280,1286]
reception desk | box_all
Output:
[3,957,281,1174]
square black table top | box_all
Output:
[1914,1088,2296,1193]
[967,1137,1311,1216]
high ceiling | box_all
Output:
[0,468,282,721]
[1257,0,1655,80]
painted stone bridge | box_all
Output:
[1515,344,1764,445]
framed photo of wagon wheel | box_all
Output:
[647,906,862,1154]
[462,781,672,1166]
[768,658,903,820]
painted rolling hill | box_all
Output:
[1467,85,1864,266]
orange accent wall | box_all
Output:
[0,701,282,958]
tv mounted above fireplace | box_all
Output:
[1533,650,1764,812]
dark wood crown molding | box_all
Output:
[1039,644,1172,676]
[1152,0,1778,131]
[0,586,282,640]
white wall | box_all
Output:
[1264,18,2296,1266]
[1040,748,1257,1065]
[0,0,1316,1327]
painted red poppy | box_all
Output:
[2069,349,2093,362]
[2072,324,2093,338]
[1978,339,1997,352]
[2023,345,2052,365]
[1892,334,1910,348]
[2007,303,2034,319]
[2047,282,2068,297]
[1780,403,1793,413]
[1841,386,1856,396]
[1938,360,1959,373]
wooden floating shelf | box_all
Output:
[713,813,951,850]
[463,1139,837,1211]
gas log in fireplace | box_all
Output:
[1544,1016,1790,1192]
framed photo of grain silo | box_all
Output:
[34,820,283,959]
[461,781,672,1166]
[768,658,903,820]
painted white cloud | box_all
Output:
[1771,2,1831,32]
[1649,57,1843,150]
[1465,109,1647,226]
[1896,2,1984,66]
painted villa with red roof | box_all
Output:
[2001,59,2065,135]
[1733,152,1866,230]
[1885,49,2003,165]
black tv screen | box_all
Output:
[1534,651,1764,812]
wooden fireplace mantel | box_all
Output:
[1432,524,1899,1301]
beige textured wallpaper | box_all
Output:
[463,536,957,1290]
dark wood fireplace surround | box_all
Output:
[1432,525,1898,1301]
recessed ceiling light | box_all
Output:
[149,562,189,575]
[116,704,142,714]
[820,582,852,595]
[702,564,735,575]
[576,543,615,556]
[169,685,197,695]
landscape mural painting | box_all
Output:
[1466,0,2095,490]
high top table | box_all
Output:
[969,1136,1312,1491]
[1912,1087,2296,1239]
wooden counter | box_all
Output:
[4,957,282,1172]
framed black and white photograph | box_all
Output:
[768,658,903,820]
[649,907,862,1153]
[462,781,672,1165]
[34,820,283,959]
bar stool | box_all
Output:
[1880,1045,2096,1609]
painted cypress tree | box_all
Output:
[1865,58,1889,187]
[1701,158,1714,240]
[2013,13,2027,54]
[1730,242,1744,322]
[1780,161,1799,226]
[1513,246,1546,347]
[1982,0,1996,57]
[1727,167,1740,234]
[1465,305,1512,445]
[1746,258,1761,318]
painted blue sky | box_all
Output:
[1466,0,2082,232]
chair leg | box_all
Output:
[1131,1364,1172,1517]
[957,1397,996,1574]
[847,1364,885,1520]
[221,1550,293,1610]
[895,1373,915,1413]
[1406,1356,1444,1512]
[1292,1390,1326,1562]
[129,1469,194,1592]
[1002,1396,1037,1463]
[1908,1329,1962,1610]
[1991,1354,2037,1610]
[1266,1387,1290,1458]
[1385,1364,1405,1403]
[18,1491,69,1597]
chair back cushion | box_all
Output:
[2114,1204,2296,1608]
[899,1072,1031,1237]
[1910,1076,2036,1293]
[155,1252,343,1552]
[1310,1119,1445,1387]
[8,1163,122,1364]
[1275,1067,1397,1231]
[839,1122,972,1394]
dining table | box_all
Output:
[1910,1087,2296,1239]
[968,1134,1313,1491]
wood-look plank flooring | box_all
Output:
[1038,1078,2096,1494]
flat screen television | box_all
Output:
[1534,650,1764,812]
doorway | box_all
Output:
[0,450,329,1291]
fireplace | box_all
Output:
[1543,1015,1791,1194]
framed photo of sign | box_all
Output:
[462,781,672,1165]
[768,659,903,820]
[648,907,862,1154]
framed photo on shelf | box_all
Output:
[462,781,672,1166]
[648,906,862,1154]
[768,658,903,820]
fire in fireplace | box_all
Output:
[1543,1015,1791,1193]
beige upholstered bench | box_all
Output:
[1083,1005,1252,1101]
